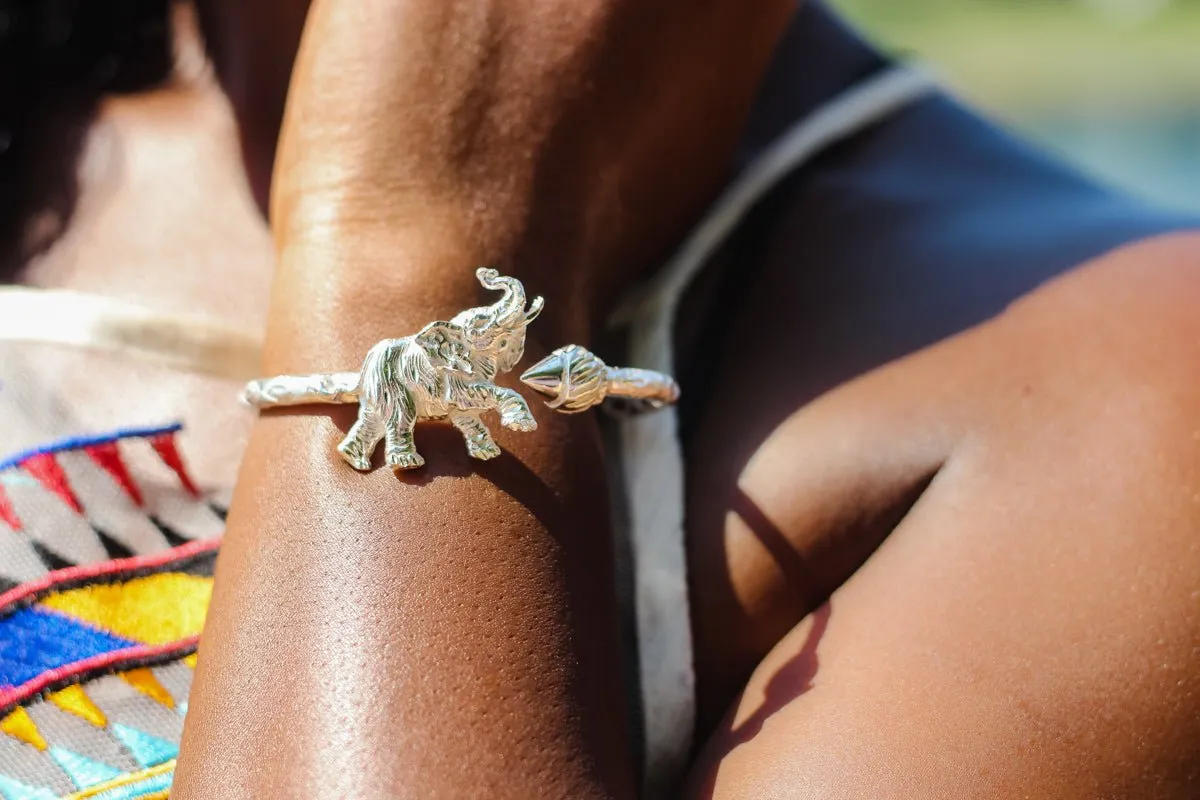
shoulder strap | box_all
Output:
[614,65,936,796]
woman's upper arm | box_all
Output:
[687,233,1200,798]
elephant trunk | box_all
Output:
[475,267,543,330]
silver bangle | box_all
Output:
[241,269,678,470]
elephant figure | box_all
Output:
[336,268,544,471]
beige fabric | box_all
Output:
[0,287,262,382]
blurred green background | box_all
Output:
[828,0,1200,212]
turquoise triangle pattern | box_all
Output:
[49,747,124,790]
[0,776,55,800]
[111,723,179,768]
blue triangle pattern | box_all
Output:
[111,723,178,768]
[49,747,123,790]
[0,608,137,688]
[0,776,55,800]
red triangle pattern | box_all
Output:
[149,432,200,498]
[0,482,21,530]
[83,441,144,507]
[21,452,84,514]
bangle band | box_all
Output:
[240,269,678,471]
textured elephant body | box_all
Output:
[335,269,543,471]
[238,268,678,471]
[359,335,455,422]
[355,333,502,417]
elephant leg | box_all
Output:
[493,387,537,432]
[383,391,424,471]
[451,381,537,433]
[337,407,385,471]
[449,412,502,461]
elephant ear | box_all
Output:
[415,322,475,376]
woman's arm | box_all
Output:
[686,233,1200,797]
[173,1,792,796]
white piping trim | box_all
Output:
[0,287,262,381]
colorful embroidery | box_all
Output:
[0,487,19,533]
[17,458,83,519]
[0,709,45,751]
[114,674,171,712]
[1,747,178,798]
[0,542,218,617]
[143,437,197,502]
[0,425,185,537]
[0,669,190,798]
[80,447,142,510]
[0,424,222,799]
[62,760,175,800]
[0,427,184,475]
[0,546,214,718]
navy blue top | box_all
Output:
[676,2,1199,422]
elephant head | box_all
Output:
[450,268,544,378]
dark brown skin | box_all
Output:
[156,1,1200,797]
[173,0,793,797]
[685,233,1200,797]
[192,0,311,213]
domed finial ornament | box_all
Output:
[520,345,679,414]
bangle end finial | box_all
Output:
[521,345,678,414]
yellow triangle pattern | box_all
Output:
[0,707,47,750]
[38,572,212,645]
[183,653,198,669]
[47,684,108,728]
[119,669,175,709]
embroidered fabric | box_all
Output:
[0,416,222,799]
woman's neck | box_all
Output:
[21,79,273,330]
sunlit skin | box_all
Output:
[12,1,1198,797]
[177,0,795,796]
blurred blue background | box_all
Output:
[830,0,1200,212]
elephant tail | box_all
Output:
[240,371,361,408]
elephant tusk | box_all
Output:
[524,296,545,324]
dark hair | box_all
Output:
[0,0,174,280]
